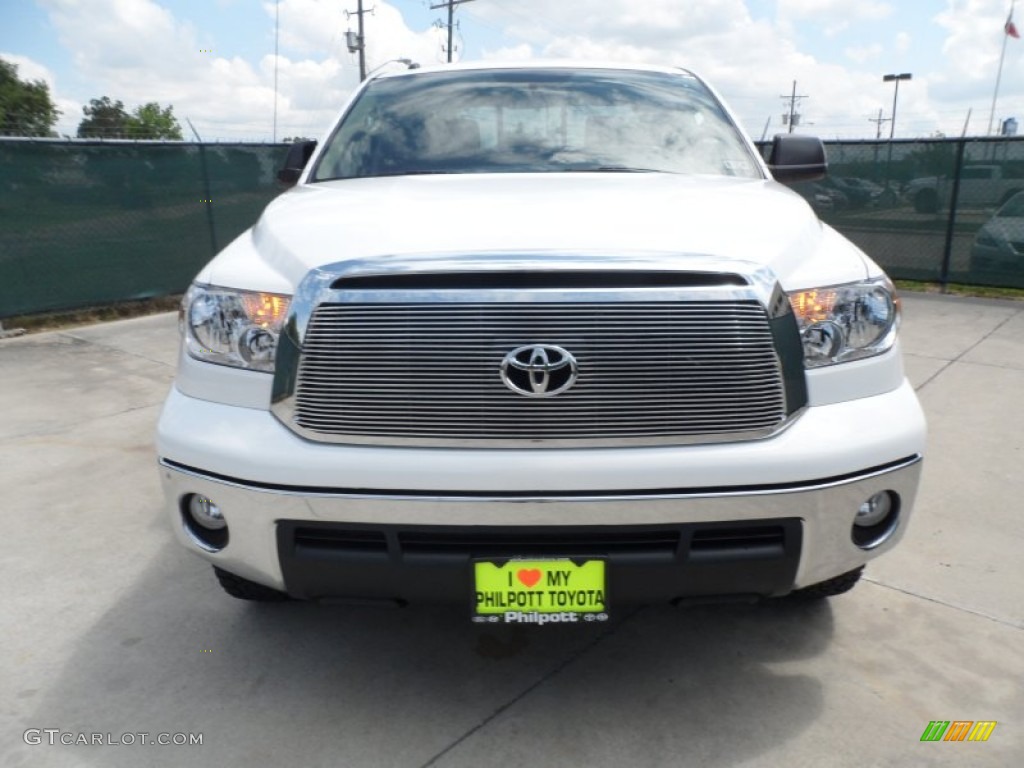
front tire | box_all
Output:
[213,566,290,602]
[789,567,863,599]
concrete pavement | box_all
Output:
[1,293,1021,767]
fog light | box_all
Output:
[852,490,899,549]
[856,491,893,527]
[188,495,226,530]
[180,494,229,552]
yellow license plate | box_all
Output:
[473,559,608,624]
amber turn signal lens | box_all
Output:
[789,289,838,324]
[242,293,290,329]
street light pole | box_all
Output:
[883,73,912,140]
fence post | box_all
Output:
[939,138,967,291]
[196,142,219,257]
[186,119,219,258]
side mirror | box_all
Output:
[767,134,827,183]
[277,140,318,187]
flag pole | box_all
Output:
[989,0,1016,136]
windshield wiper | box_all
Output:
[550,165,669,174]
[319,166,670,181]
[593,165,662,172]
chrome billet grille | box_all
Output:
[292,301,787,445]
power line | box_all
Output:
[868,108,891,140]
[779,80,808,133]
[273,0,279,142]
[430,0,475,63]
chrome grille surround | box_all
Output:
[270,252,806,447]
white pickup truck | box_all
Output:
[156,61,925,623]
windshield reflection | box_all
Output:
[311,68,761,181]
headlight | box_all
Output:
[788,278,899,368]
[182,284,291,372]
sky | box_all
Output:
[3,0,1024,142]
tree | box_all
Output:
[77,96,183,139]
[77,96,130,138]
[0,58,61,136]
[127,102,183,140]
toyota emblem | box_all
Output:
[500,344,578,397]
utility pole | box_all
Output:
[431,0,475,63]
[869,108,891,140]
[779,81,808,133]
[346,1,373,81]
[273,0,279,141]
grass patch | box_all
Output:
[2,295,182,335]
[895,280,1024,301]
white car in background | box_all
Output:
[971,190,1024,278]
[157,61,925,623]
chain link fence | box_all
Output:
[0,139,287,318]
[778,136,1024,289]
[3,137,1023,319]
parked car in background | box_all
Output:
[970,190,1024,278]
[837,177,886,205]
[905,164,1024,214]
[791,180,846,214]
[821,176,882,208]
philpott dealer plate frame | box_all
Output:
[472,558,609,625]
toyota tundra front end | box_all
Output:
[156,62,925,621]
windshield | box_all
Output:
[997,192,1024,217]
[311,68,761,181]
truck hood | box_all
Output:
[209,173,870,291]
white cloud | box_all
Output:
[359,3,449,68]
[266,0,347,57]
[931,0,1024,126]
[465,1,1012,137]
[0,52,57,89]
[934,0,1012,81]
[481,43,535,62]
[778,0,893,21]
[22,0,1016,140]
[845,43,883,63]
[472,0,753,49]
[468,1,898,138]
[41,0,206,107]
[35,0,444,140]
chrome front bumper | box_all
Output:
[158,453,923,599]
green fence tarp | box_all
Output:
[0,140,287,317]
[767,137,1024,288]
[3,137,1024,319]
